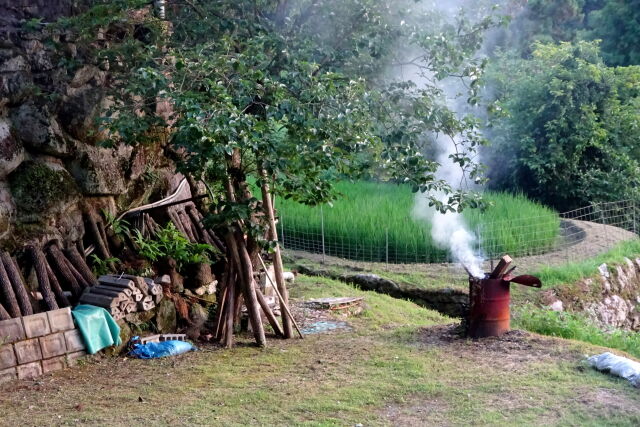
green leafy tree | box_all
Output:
[54,0,497,344]
[483,41,640,210]
[585,0,640,66]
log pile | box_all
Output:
[79,275,163,320]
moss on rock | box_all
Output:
[9,161,80,218]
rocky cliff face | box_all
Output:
[0,2,176,249]
[542,258,640,331]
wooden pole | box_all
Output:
[224,268,236,348]
[255,286,284,337]
[46,244,83,296]
[226,231,266,347]
[258,254,304,339]
[64,245,97,286]
[46,263,70,308]
[27,246,59,311]
[0,257,21,317]
[259,168,293,338]
[0,251,33,316]
[0,302,10,320]
[85,213,111,260]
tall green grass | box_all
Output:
[277,181,560,263]
[514,306,640,359]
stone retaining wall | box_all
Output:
[0,307,86,383]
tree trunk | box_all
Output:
[259,168,293,338]
[225,230,266,347]
[86,213,111,260]
[27,246,59,311]
[46,263,70,308]
[0,302,10,320]
[0,251,33,316]
[0,257,21,317]
[46,244,82,297]
[255,286,284,337]
[64,246,97,286]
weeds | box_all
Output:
[514,305,640,359]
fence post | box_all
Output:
[634,199,637,236]
[385,227,389,268]
[320,205,326,264]
[280,209,285,249]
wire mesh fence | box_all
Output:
[279,199,640,269]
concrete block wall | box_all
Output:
[0,307,86,383]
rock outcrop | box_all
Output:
[544,258,640,331]
[0,3,176,248]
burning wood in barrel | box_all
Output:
[465,255,542,338]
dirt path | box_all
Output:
[286,219,637,282]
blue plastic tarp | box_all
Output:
[129,337,196,359]
[72,305,122,354]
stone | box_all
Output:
[346,274,401,295]
[58,85,103,142]
[9,103,68,156]
[42,355,66,374]
[0,56,28,73]
[104,320,130,356]
[0,367,16,384]
[14,339,42,364]
[16,361,43,380]
[68,144,132,195]
[0,317,25,343]
[0,118,23,179]
[549,300,564,312]
[0,71,34,104]
[21,312,50,338]
[155,299,177,333]
[598,263,610,279]
[47,307,74,333]
[39,333,67,358]
[0,344,16,369]
[66,351,87,367]
[63,329,85,353]
[0,182,15,240]
[9,161,80,222]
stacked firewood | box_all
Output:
[79,275,163,320]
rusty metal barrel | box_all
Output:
[468,276,512,338]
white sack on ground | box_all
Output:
[587,352,640,387]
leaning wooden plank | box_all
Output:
[27,245,59,311]
[88,287,128,299]
[64,245,97,286]
[98,276,136,290]
[489,255,513,279]
[0,252,33,316]
[78,293,119,308]
[46,263,71,308]
[0,256,21,317]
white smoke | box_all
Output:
[412,134,484,278]
[404,1,486,278]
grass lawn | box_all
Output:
[277,181,560,263]
[2,275,639,426]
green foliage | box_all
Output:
[514,305,640,359]
[101,210,130,236]
[132,223,214,270]
[585,0,640,66]
[484,41,640,210]
[57,0,503,220]
[278,180,559,262]
[89,254,119,276]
